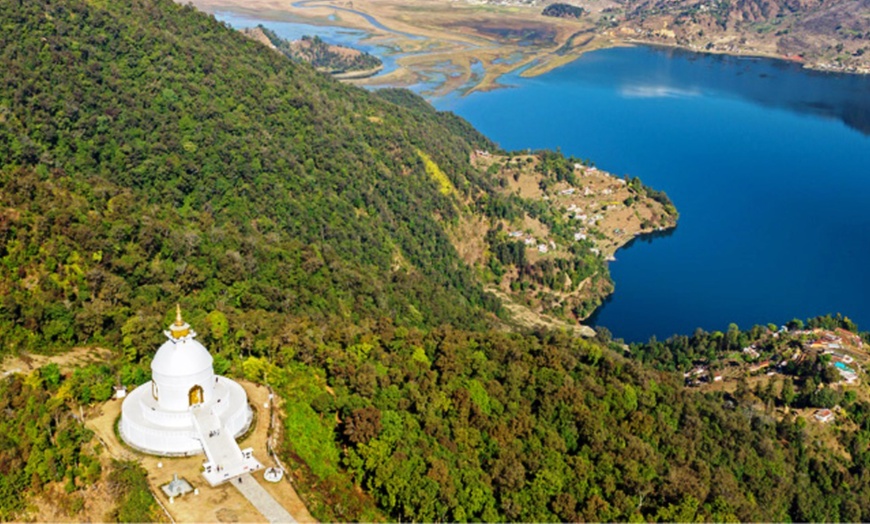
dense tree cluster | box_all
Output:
[266,322,870,522]
[0,364,157,521]
[542,3,586,19]
[632,314,865,373]
[627,176,678,217]
[106,460,163,522]
[0,369,98,518]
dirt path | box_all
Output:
[487,285,596,337]
[0,346,113,377]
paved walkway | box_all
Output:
[233,473,297,524]
[192,405,262,486]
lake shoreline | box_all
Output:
[619,38,870,77]
[434,45,870,341]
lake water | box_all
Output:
[433,47,870,341]
[213,12,870,342]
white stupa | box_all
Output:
[120,305,262,485]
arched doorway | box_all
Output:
[188,385,204,406]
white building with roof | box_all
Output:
[120,306,261,485]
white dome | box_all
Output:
[151,336,214,377]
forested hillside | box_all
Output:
[0,364,160,521]
[253,321,870,522]
[2,0,870,522]
[0,0,503,356]
[258,28,383,75]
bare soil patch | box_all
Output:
[1,346,112,377]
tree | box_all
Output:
[41,363,61,388]
[343,406,382,445]
[781,377,796,406]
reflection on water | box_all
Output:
[598,46,870,135]
[620,85,701,99]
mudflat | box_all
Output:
[184,0,620,93]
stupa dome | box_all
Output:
[151,304,213,378]
[151,336,213,377]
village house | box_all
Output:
[749,361,771,374]
[814,409,835,423]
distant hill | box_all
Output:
[542,3,586,19]
[611,0,870,72]
[243,25,383,77]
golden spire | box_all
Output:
[169,303,190,339]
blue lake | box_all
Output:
[213,12,870,342]
[434,47,870,341]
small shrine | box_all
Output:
[119,306,262,485]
